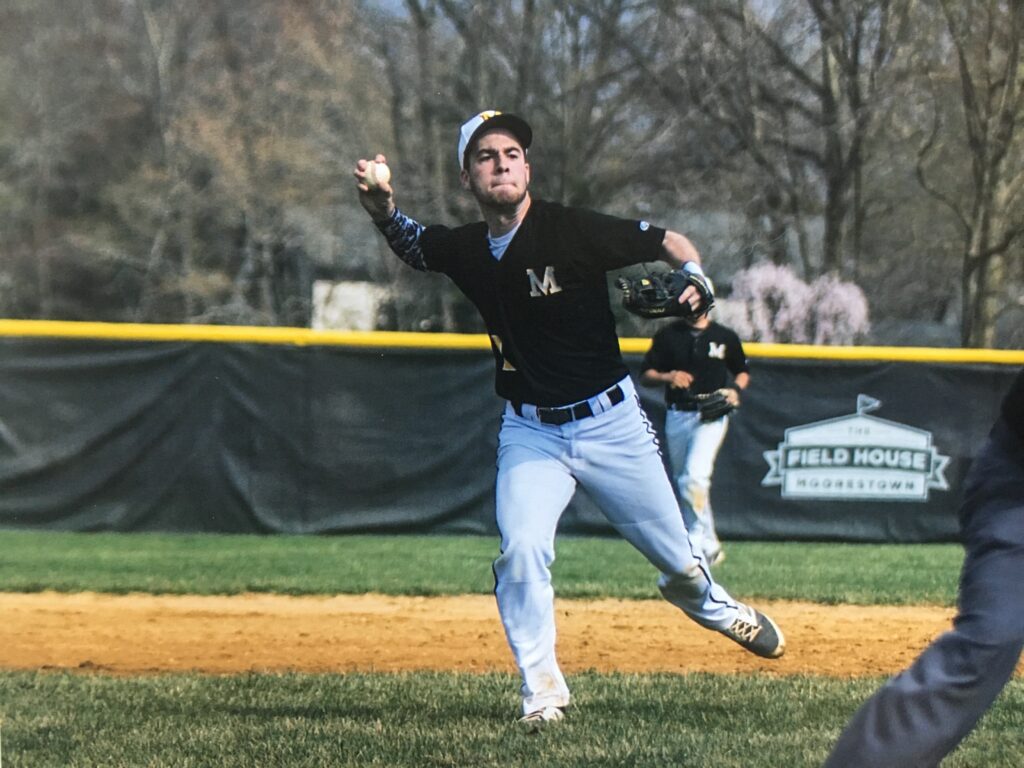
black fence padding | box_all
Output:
[0,336,1017,541]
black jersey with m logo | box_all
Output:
[420,199,666,407]
[642,320,749,409]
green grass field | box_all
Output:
[0,529,963,604]
[3,670,1023,767]
[2,530,1021,767]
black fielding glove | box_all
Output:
[617,269,715,319]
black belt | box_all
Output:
[516,384,626,426]
[668,403,699,412]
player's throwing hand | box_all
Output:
[353,154,395,221]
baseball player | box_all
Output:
[824,368,1024,767]
[640,311,749,565]
[354,110,784,732]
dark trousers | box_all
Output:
[824,420,1024,768]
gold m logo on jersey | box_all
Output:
[526,267,563,297]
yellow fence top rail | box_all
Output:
[2,319,1023,364]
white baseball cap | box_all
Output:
[457,110,533,169]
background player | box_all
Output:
[641,310,749,565]
[354,110,784,731]
[824,368,1024,767]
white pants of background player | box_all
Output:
[664,410,728,561]
[493,375,743,715]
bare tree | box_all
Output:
[1,0,1017,346]
[620,1,911,278]
[131,0,200,320]
[918,0,1024,347]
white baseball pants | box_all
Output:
[492,376,743,715]
[664,409,729,559]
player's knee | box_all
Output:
[956,608,1024,649]
[494,538,555,583]
[920,630,1024,693]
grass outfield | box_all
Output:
[3,530,1006,766]
[1,671,1022,767]
[0,529,962,605]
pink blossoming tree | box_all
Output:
[718,263,869,345]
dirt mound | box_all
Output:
[2,591,997,678]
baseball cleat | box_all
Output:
[719,604,785,659]
[516,705,565,733]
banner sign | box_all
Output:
[761,394,951,502]
[683,358,1016,542]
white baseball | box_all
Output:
[364,160,391,190]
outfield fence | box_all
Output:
[1,319,1021,541]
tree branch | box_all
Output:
[915,75,970,235]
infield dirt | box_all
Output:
[5,591,1013,679]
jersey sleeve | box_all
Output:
[564,206,667,272]
[418,224,460,273]
[419,221,490,274]
[374,208,431,272]
[372,208,465,273]
[724,329,750,377]
[641,330,671,372]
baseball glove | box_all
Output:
[616,269,715,319]
[696,389,737,422]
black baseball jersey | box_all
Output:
[419,199,666,407]
[642,320,749,409]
